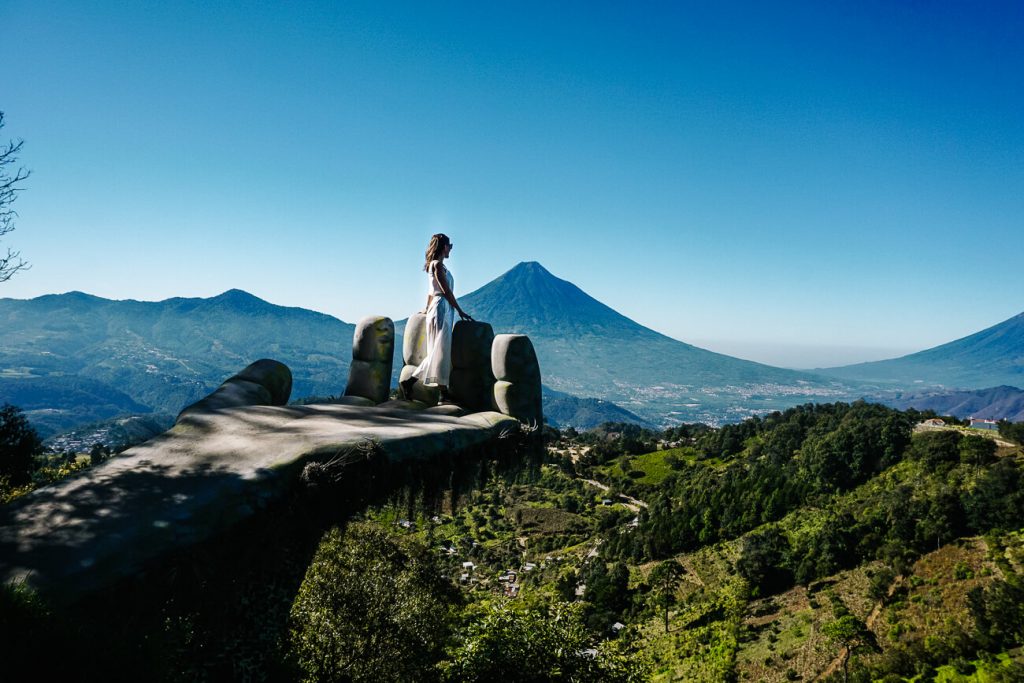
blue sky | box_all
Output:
[1,1,1022,368]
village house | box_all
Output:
[970,418,999,431]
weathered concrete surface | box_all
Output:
[450,320,496,412]
[344,316,395,404]
[0,401,518,604]
[177,358,292,420]
[492,334,543,423]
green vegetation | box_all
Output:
[287,490,649,681]
[547,408,1024,680]
[5,405,1024,680]
[821,610,876,683]
[999,419,1024,446]
[289,522,459,681]
[601,447,702,485]
[445,600,648,682]
[649,560,685,632]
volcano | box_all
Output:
[455,262,847,424]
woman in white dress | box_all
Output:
[402,233,472,402]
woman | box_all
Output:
[402,233,472,403]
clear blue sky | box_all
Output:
[2,1,1022,368]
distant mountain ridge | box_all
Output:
[818,310,1024,389]
[879,385,1024,422]
[0,289,355,434]
[7,262,1015,437]
[541,386,655,430]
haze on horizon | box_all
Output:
[1,1,1022,369]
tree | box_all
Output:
[822,614,877,683]
[289,522,460,682]
[0,111,31,283]
[968,579,1024,651]
[907,430,961,472]
[0,403,42,489]
[960,434,997,467]
[582,560,631,631]
[89,443,111,466]
[998,420,1024,446]
[737,527,793,596]
[963,459,1024,534]
[648,559,685,633]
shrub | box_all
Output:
[444,600,648,682]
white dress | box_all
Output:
[412,260,455,387]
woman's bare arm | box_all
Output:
[433,263,473,320]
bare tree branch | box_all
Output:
[0,111,31,282]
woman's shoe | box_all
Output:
[400,377,417,400]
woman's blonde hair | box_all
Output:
[423,233,451,271]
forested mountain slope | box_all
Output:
[581,403,1024,680]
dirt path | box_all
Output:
[620,493,648,510]
[579,478,648,513]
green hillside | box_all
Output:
[320,407,1024,682]
[575,406,1024,681]
[0,374,151,437]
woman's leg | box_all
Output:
[400,375,417,399]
